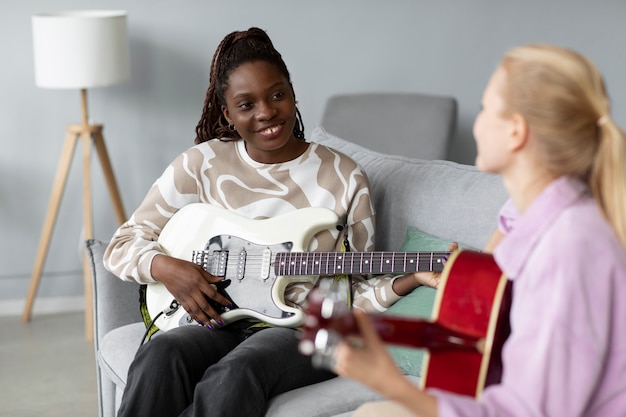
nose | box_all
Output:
[256,100,278,120]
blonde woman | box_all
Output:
[332,44,626,417]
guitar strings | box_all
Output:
[201,251,450,276]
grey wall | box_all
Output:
[2,0,625,312]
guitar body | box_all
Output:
[147,203,340,331]
[421,250,510,397]
[300,250,511,398]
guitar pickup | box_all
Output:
[193,250,228,277]
[236,248,246,281]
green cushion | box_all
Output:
[385,227,453,376]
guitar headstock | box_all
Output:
[298,280,356,369]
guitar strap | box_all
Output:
[139,284,160,343]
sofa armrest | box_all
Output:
[85,239,143,350]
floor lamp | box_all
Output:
[23,10,130,341]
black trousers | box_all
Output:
[117,324,335,417]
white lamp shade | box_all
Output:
[32,10,130,89]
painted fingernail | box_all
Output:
[218,320,225,327]
[207,323,214,330]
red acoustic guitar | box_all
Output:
[299,250,512,398]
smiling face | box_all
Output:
[221,60,305,163]
[473,66,514,175]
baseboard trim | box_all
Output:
[0,296,85,317]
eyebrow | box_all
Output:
[229,81,289,101]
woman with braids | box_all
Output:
[331,44,626,417]
[104,27,440,417]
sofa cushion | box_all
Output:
[385,285,434,377]
[266,377,382,417]
[384,226,453,376]
[266,375,420,417]
[98,322,145,389]
[401,225,472,253]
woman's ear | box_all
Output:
[221,105,231,125]
[508,112,529,152]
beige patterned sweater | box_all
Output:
[104,139,402,312]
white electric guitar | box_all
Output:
[146,203,449,332]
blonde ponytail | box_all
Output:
[591,119,626,249]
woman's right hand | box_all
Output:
[333,310,404,392]
[150,254,232,327]
[333,311,439,417]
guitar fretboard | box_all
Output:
[274,251,448,276]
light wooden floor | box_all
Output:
[0,312,98,416]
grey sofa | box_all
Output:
[86,123,508,417]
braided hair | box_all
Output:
[194,27,305,144]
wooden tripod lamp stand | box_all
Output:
[24,10,131,341]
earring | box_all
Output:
[293,119,305,140]
[228,124,237,132]
[293,103,305,140]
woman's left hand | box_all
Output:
[411,241,459,289]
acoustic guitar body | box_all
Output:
[422,250,511,397]
[300,250,512,398]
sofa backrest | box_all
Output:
[312,125,509,251]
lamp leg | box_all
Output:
[92,128,127,224]
[82,127,127,341]
[81,129,95,342]
[22,129,80,322]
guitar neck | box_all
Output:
[311,312,481,352]
[370,315,480,351]
[274,251,448,276]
